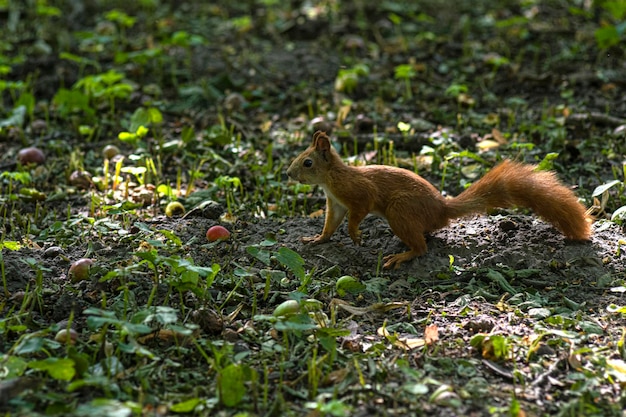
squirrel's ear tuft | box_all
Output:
[312,130,325,145]
[314,131,331,152]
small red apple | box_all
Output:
[206,225,230,242]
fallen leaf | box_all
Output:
[378,326,426,350]
[606,359,626,382]
[425,324,439,345]
[476,139,501,151]
[322,368,349,386]
[568,353,583,370]
[491,128,507,144]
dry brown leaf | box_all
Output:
[398,337,426,350]
[322,368,349,386]
[424,324,439,345]
[491,128,507,144]
[568,353,583,370]
[337,102,352,126]
[137,329,191,345]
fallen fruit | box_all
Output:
[165,201,185,217]
[69,258,94,282]
[55,328,78,345]
[206,225,230,242]
[336,275,366,296]
[68,170,92,188]
[273,299,300,317]
[17,147,45,165]
[102,144,120,159]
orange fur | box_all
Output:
[286,131,591,269]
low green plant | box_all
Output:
[59,52,101,77]
[394,63,417,100]
[334,64,369,93]
[20,258,50,314]
[215,175,243,219]
[167,30,207,79]
[101,233,220,307]
[592,163,626,222]
[0,242,21,296]
[118,125,149,149]
[74,69,134,117]
[593,1,626,49]
[104,9,136,50]
[52,88,95,122]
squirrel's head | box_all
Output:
[286,131,333,184]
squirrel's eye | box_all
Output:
[303,159,313,168]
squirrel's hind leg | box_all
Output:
[383,219,428,269]
[383,250,421,269]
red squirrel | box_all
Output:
[286,131,591,269]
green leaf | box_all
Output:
[603,0,626,20]
[75,399,134,417]
[489,335,509,360]
[404,383,429,395]
[67,348,90,378]
[2,241,21,250]
[274,247,305,281]
[0,171,32,185]
[592,180,621,197]
[135,249,159,263]
[219,364,246,407]
[85,307,152,335]
[181,125,195,144]
[138,306,178,326]
[611,205,626,222]
[578,321,604,335]
[536,152,559,170]
[0,355,28,378]
[176,270,199,290]
[130,107,163,132]
[14,336,45,355]
[118,131,137,143]
[0,105,26,128]
[135,125,149,137]
[204,264,220,288]
[485,269,518,295]
[28,358,76,381]
[273,313,317,332]
[170,398,201,413]
[157,229,182,246]
[394,64,416,79]
[595,25,620,49]
[16,92,35,115]
[52,88,95,119]
[247,245,271,266]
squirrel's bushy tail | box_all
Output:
[445,160,591,240]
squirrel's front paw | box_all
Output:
[302,235,329,244]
